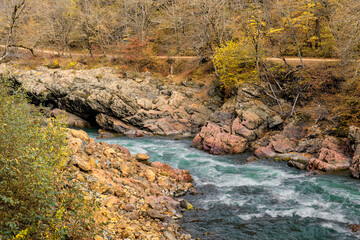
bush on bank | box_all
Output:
[0,79,97,239]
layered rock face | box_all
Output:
[191,86,283,154]
[252,124,354,172]
[0,64,213,137]
[349,126,360,178]
[66,129,195,239]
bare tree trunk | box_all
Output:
[278,0,305,68]
[1,0,27,60]
[290,93,300,116]
[8,44,35,56]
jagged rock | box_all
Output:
[163,230,177,240]
[232,117,257,141]
[191,122,247,155]
[84,144,96,155]
[191,95,282,155]
[145,169,156,182]
[120,162,131,177]
[125,130,145,138]
[349,126,360,144]
[96,113,138,134]
[2,65,213,137]
[307,136,352,172]
[97,129,117,139]
[348,126,360,178]
[254,145,276,159]
[268,115,283,128]
[63,128,195,239]
[179,199,194,210]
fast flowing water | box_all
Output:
[87,131,360,240]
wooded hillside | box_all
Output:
[1,0,359,62]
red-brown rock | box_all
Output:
[254,145,276,159]
[307,136,351,172]
[270,134,295,153]
[191,122,247,155]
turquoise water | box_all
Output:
[87,131,360,239]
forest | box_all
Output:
[0,0,359,62]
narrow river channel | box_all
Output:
[87,130,360,240]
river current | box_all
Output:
[87,131,360,240]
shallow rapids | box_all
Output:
[87,131,360,240]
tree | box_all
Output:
[0,0,32,60]
[330,0,360,67]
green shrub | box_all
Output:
[0,79,97,239]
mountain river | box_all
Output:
[87,131,360,240]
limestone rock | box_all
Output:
[120,162,131,177]
[5,65,213,137]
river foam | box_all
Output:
[87,131,360,240]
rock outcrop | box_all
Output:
[307,136,352,172]
[191,86,283,155]
[66,129,195,240]
[0,64,213,137]
[252,124,353,172]
[349,126,360,178]
[253,133,314,167]
[191,122,247,155]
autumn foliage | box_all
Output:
[0,78,97,239]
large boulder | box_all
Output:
[191,94,283,155]
[307,136,352,172]
[191,122,247,155]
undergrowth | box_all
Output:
[0,79,98,239]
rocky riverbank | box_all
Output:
[65,128,195,239]
[2,63,360,178]
[0,63,214,137]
